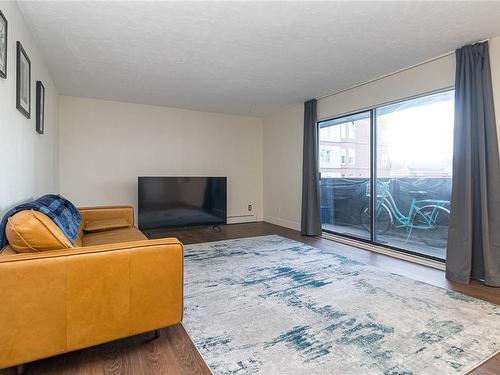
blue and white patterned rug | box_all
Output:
[183,235,500,375]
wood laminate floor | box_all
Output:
[2,222,499,375]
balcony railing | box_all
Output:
[320,177,452,259]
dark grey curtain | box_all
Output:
[446,41,500,287]
[301,99,321,236]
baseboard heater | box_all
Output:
[227,214,257,224]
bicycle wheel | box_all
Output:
[412,205,450,248]
[360,203,393,235]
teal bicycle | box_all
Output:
[360,180,450,243]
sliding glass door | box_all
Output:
[319,90,454,260]
[319,111,371,240]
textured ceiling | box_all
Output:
[18,1,500,117]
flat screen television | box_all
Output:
[138,177,227,230]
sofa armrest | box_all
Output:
[78,205,135,226]
[0,238,183,369]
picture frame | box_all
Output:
[0,10,7,79]
[36,81,45,134]
[16,41,31,118]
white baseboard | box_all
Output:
[263,215,301,231]
[227,214,258,224]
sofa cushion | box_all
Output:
[6,210,73,253]
[0,245,17,257]
[82,227,147,247]
[83,218,131,233]
[76,225,84,247]
[0,194,82,249]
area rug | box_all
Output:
[182,235,500,375]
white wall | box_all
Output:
[489,36,500,148]
[263,104,303,230]
[58,96,263,223]
[317,55,454,121]
[263,35,500,231]
[0,2,59,215]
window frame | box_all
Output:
[317,87,454,262]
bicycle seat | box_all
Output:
[408,190,427,197]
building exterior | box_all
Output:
[319,117,391,178]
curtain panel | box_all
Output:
[446,41,500,286]
[301,99,322,236]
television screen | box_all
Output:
[138,177,227,230]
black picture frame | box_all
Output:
[16,41,31,119]
[36,81,45,134]
[0,10,7,79]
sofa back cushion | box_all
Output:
[83,218,131,233]
[6,210,73,253]
[82,227,147,247]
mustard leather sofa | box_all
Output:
[0,205,183,370]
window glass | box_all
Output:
[319,111,371,239]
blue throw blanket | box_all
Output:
[0,194,82,248]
